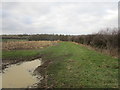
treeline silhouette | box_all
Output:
[2,28,119,57]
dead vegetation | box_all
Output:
[2,41,58,51]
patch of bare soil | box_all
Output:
[34,59,52,88]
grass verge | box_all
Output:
[36,42,118,88]
[2,50,41,60]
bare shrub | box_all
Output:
[71,27,118,57]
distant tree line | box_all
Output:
[2,34,29,39]
[2,28,119,56]
[28,34,70,41]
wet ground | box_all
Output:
[1,58,42,88]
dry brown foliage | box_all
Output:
[2,41,58,50]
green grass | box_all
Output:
[2,50,41,60]
[39,42,118,88]
[2,41,118,88]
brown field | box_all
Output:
[2,41,59,50]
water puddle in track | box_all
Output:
[1,58,42,88]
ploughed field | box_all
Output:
[2,40,118,88]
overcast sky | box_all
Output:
[1,0,118,35]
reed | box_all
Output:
[2,41,58,50]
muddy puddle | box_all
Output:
[1,58,42,88]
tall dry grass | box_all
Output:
[2,41,58,51]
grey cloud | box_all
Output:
[2,2,118,35]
